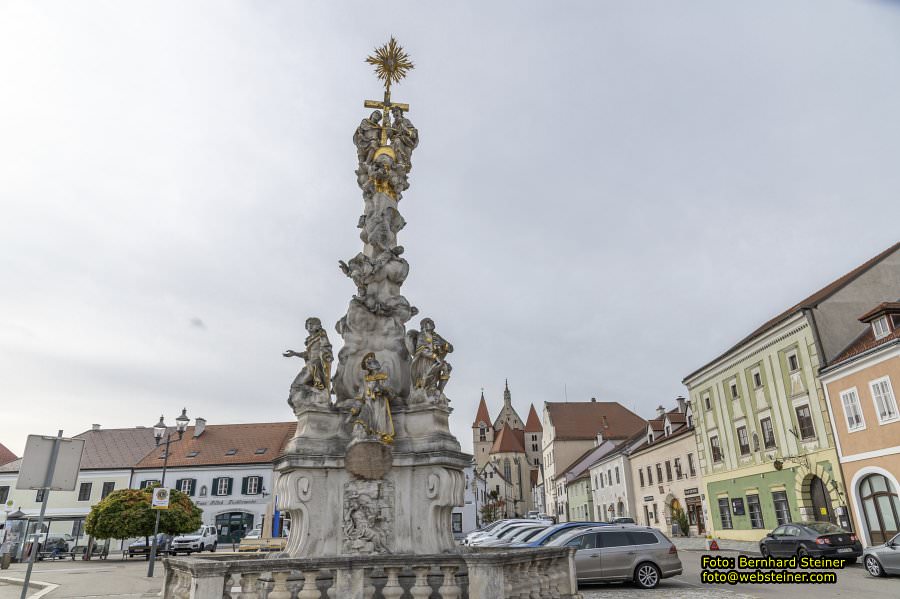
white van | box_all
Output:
[170,525,218,555]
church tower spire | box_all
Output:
[503,378,511,405]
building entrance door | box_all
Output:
[215,512,255,544]
[810,476,835,523]
[687,498,704,534]
[859,474,900,545]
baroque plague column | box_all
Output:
[274,38,469,557]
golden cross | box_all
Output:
[364,38,414,146]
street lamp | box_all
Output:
[147,408,189,577]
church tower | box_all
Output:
[472,390,494,469]
[493,379,524,430]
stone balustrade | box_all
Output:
[163,547,580,599]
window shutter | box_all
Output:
[175,479,184,493]
[241,477,249,495]
[226,477,233,495]
[188,479,196,496]
[211,477,220,495]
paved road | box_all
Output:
[580,549,900,599]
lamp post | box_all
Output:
[147,408,190,577]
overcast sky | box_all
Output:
[2,1,899,456]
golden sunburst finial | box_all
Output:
[366,37,414,97]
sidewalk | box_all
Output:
[672,535,759,554]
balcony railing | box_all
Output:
[163,546,580,599]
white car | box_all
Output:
[469,521,548,547]
[170,525,218,555]
[478,524,550,548]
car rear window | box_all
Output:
[803,522,846,534]
[598,531,631,548]
[627,531,659,545]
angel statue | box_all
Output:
[406,318,453,402]
[347,352,395,444]
[283,317,333,409]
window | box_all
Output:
[244,476,261,495]
[753,371,762,388]
[225,448,238,456]
[100,482,115,498]
[187,451,199,458]
[873,316,891,340]
[664,424,671,436]
[607,470,612,486]
[479,425,486,442]
[730,382,739,399]
[665,461,672,482]
[177,478,196,496]
[747,494,764,529]
[139,480,159,489]
[598,531,631,547]
[772,491,791,525]
[652,503,659,523]
[213,477,232,496]
[787,353,800,372]
[704,395,711,410]
[452,512,462,534]
[737,426,750,455]
[639,469,645,487]
[503,459,511,481]
[655,464,663,483]
[615,467,620,484]
[760,417,776,449]
[795,405,816,439]
[710,435,723,463]
[839,388,866,431]
[674,458,682,479]
[77,482,92,501]
[646,466,653,485]
[870,377,899,423]
[718,498,733,529]
[627,531,659,545]
[687,453,696,477]
[0,486,9,503]
[36,489,46,502]
[599,473,604,488]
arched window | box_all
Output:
[503,459,511,482]
[859,473,900,545]
[479,425,486,442]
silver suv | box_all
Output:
[548,525,682,589]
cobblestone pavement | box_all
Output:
[580,584,757,599]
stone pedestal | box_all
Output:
[274,404,469,557]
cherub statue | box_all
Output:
[283,317,333,407]
[406,318,453,400]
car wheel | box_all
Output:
[633,562,661,589]
[199,544,205,552]
[210,543,217,553]
[865,555,884,577]
[760,544,769,557]
[797,546,809,558]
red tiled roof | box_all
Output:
[134,422,296,469]
[858,302,900,323]
[546,401,646,441]
[684,241,900,382]
[830,322,900,365]
[490,425,526,454]
[524,404,543,432]
[473,393,491,428]
[0,443,16,467]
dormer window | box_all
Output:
[647,432,654,444]
[664,424,671,436]
[873,316,890,340]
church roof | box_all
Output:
[472,391,491,428]
[490,424,526,454]
[524,404,542,432]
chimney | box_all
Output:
[590,397,597,402]
[193,417,207,438]
[602,415,609,429]
[656,405,666,418]
[92,424,101,431]
[676,396,686,413]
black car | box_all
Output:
[759,522,862,563]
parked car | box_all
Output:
[758,522,861,563]
[469,522,547,547]
[170,525,218,555]
[863,533,900,577]
[610,517,635,524]
[547,525,682,589]
[464,519,542,545]
[513,522,608,548]
[477,524,550,548]
[127,534,171,559]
